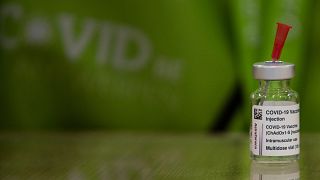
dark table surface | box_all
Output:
[0,132,318,179]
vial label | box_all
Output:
[251,102,300,156]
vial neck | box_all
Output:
[259,80,290,90]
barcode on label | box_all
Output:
[254,108,262,120]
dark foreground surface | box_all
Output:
[0,132,319,179]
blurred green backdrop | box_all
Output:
[0,0,318,132]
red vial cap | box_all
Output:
[271,22,292,61]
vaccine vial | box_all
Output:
[250,61,299,163]
[250,23,300,163]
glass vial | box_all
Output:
[250,61,300,163]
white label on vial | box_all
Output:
[251,102,300,156]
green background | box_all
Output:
[0,0,319,132]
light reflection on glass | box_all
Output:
[251,161,299,180]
